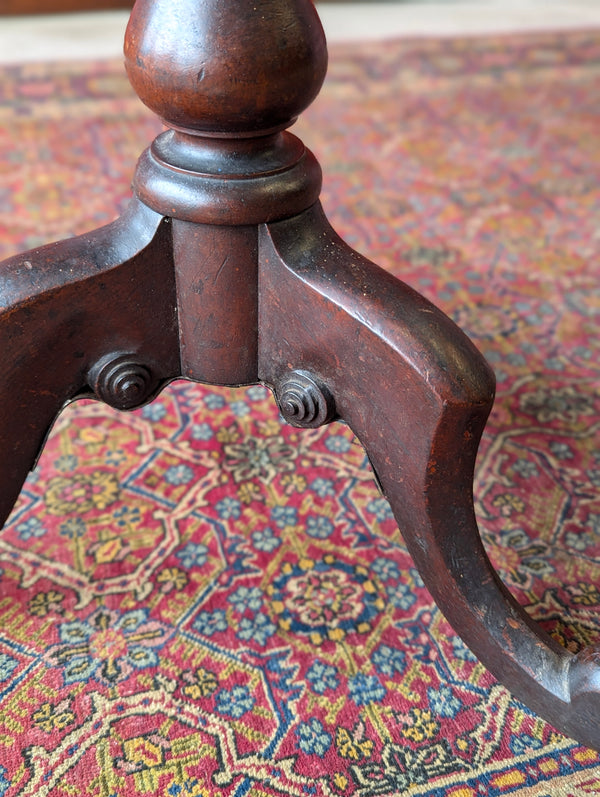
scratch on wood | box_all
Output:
[213,254,230,284]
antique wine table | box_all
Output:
[1,0,598,751]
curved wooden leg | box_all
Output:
[0,200,180,528]
[258,202,600,749]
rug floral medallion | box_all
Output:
[1,30,600,797]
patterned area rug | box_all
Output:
[1,29,600,797]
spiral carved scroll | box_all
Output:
[276,370,335,428]
[89,353,157,411]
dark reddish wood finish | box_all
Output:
[1,0,132,14]
[1,0,599,750]
[124,0,328,135]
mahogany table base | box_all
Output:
[1,0,599,752]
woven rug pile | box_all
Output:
[1,29,600,797]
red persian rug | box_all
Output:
[1,28,600,797]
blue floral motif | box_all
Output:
[566,529,594,552]
[215,684,254,719]
[271,505,297,529]
[142,402,167,421]
[325,435,352,454]
[246,385,269,401]
[59,517,86,540]
[306,515,334,540]
[296,718,332,756]
[306,660,339,694]
[49,608,169,685]
[193,609,227,637]
[550,440,573,459]
[310,478,335,498]
[229,585,263,612]
[511,458,539,478]
[237,613,276,645]
[16,517,45,541]
[251,527,280,552]
[484,349,501,362]
[216,497,242,520]
[373,644,406,676]
[520,385,594,423]
[427,685,462,718]
[574,345,593,359]
[165,464,194,486]
[191,422,213,441]
[366,497,394,521]
[372,557,400,582]
[204,393,226,410]
[0,653,18,682]
[56,454,78,472]
[348,673,386,706]
[386,582,416,611]
[230,400,251,417]
[176,542,209,569]
[544,357,565,371]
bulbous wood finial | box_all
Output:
[124,0,328,136]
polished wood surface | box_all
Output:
[0,0,132,14]
[0,0,352,15]
[1,0,599,751]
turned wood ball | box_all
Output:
[125,0,328,136]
